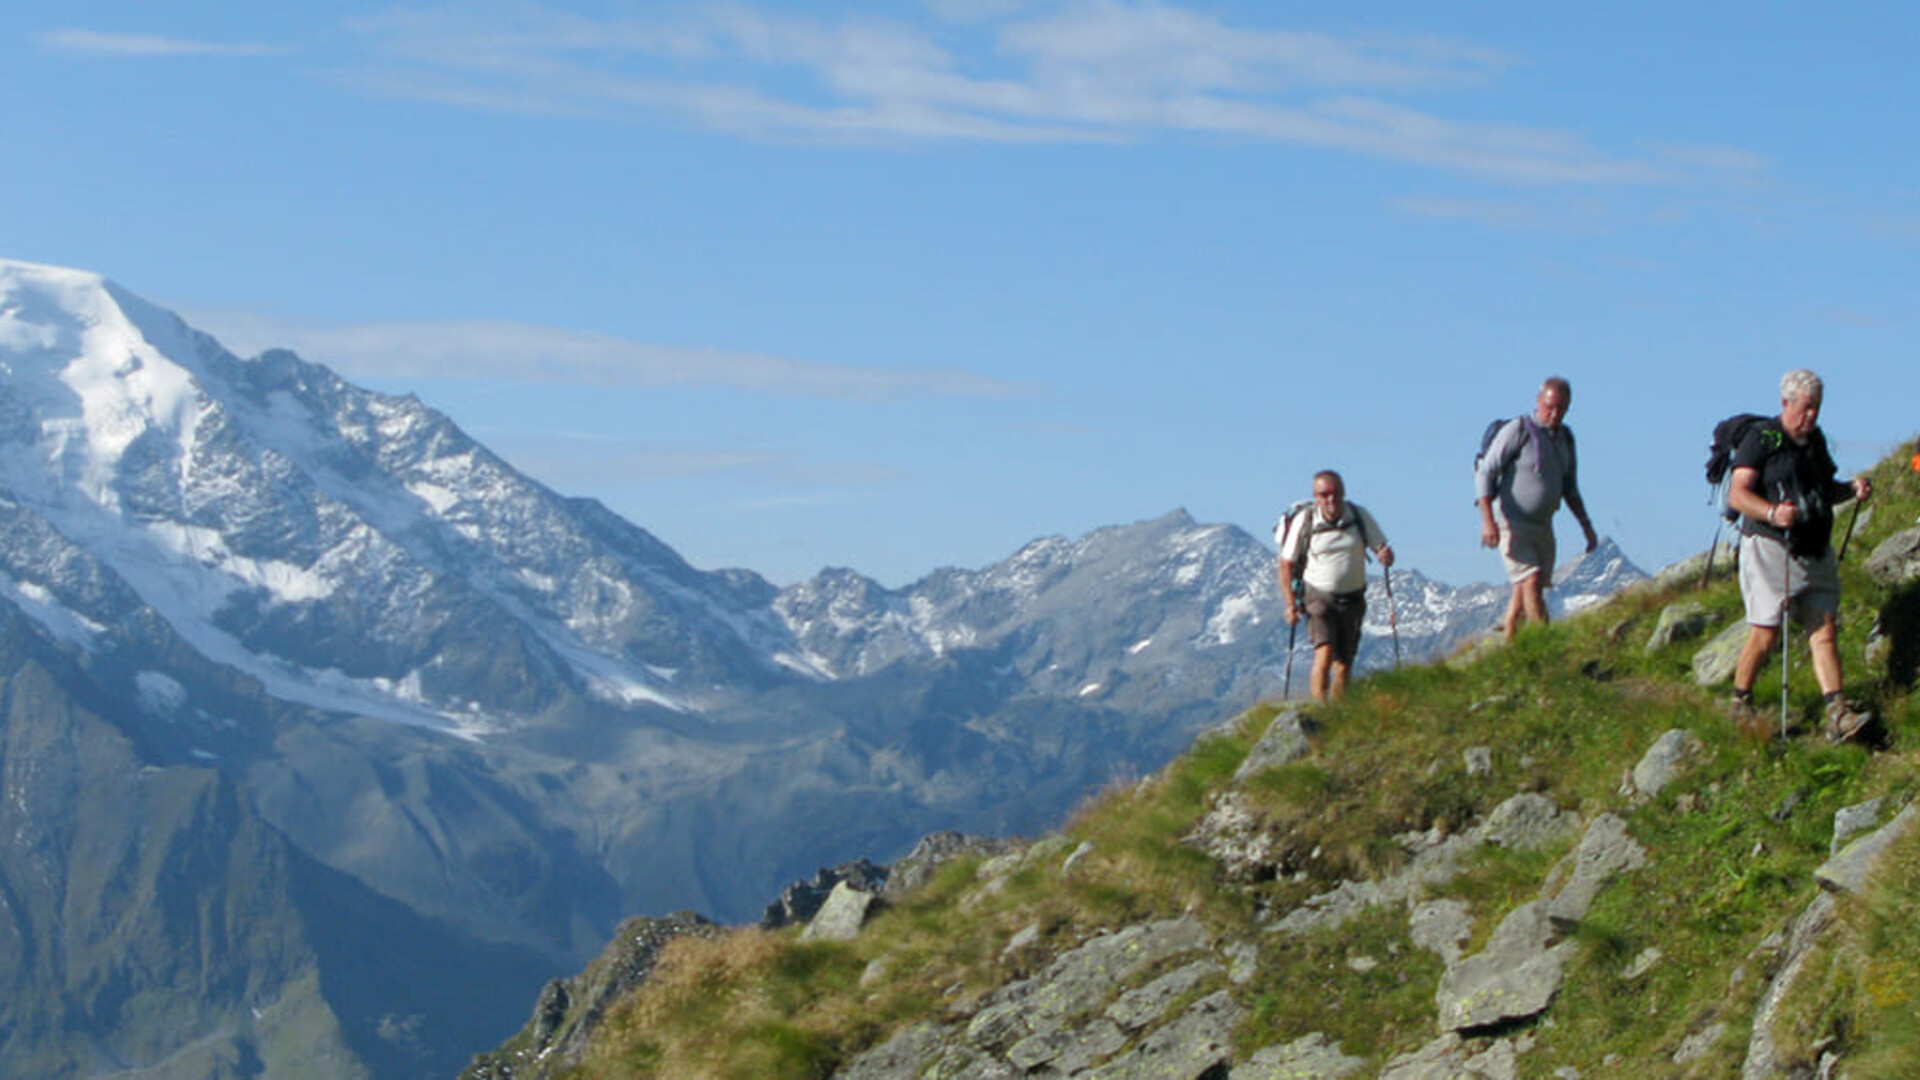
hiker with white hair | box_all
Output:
[1723,368,1874,742]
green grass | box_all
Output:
[559,437,1920,1078]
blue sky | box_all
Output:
[7,3,1916,588]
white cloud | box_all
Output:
[327,2,1692,186]
[186,309,1021,402]
[38,29,285,58]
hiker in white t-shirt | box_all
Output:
[1277,470,1393,702]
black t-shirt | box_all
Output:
[1730,418,1843,557]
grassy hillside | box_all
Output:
[512,443,1920,1079]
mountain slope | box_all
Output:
[500,443,1920,1079]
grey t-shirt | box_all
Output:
[1474,417,1579,528]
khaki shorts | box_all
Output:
[1499,519,1556,583]
[1305,586,1367,666]
[1739,533,1840,629]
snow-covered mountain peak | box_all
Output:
[0,258,814,735]
[2,261,216,508]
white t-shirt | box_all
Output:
[1277,502,1386,595]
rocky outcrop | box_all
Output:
[480,695,1920,1079]
[841,916,1224,1079]
[762,859,889,929]
[461,911,720,1080]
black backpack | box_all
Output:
[1474,416,1533,474]
[1705,413,1770,520]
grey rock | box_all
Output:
[967,918,1211,1049]
[1831,797,1889,856]
[836,1021,949,1080]
[1188,791,1286,882]
[1003,921,1043,958]
[1083,989,1242,1080]
[1381,1033,1520,1080]
[1743,891,1840,1080]
[1816,804,1918,897]
[926,1045,1019,1079]
[1224,941,1259,986]
[1062,840,1096,876]
[1546,813,1647,929]
[1106,958,1224,1030]
[1271,878,1389,936]
[765,858,888,929]
[1230,1033,1367,1079]
[1628,729,1702,801]
[1410,899,1473,964]
[1692,619,1750,686]
[1274,792,1568,938]
[1478,792,1578,851]
[1006,1017,1126,1073]
[883,832,1019,901]
[1436,900,1576,1032]
[1621,947,1664,980]
[1464,745,1493,776]
[1647,601,1713,652]
[801,881,879,942]
[1864,526,1920,586]
[1236,708,1316,780]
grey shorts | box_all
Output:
[1305,586,1367,666]
[1739,533,1840,629]
[1499,519,1556,583]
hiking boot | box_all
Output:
[1823,698,1873,744]
[1725,693,1772,742]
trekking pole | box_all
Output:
[1382,567,1403,667]
[1283,614,1298,699]
[1838,498,1862,562]
[1780,539,1792,740]
[1701,516,1721,590]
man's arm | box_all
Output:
[1565,493,1598,553]
[1277,557,1300,625]
[1727,464,1798,528]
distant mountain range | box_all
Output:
[0,258,1646,1078]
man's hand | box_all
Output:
[1581,519,1598,554]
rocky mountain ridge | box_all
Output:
[470,517,1920,1079]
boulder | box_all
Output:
[800,881,879,942]
[1816,804,1918,896]
[1646,602,1713,653]
[1435,900,1575,1032]
[1235,708,1316,780]
[1864,526,1920,586]
[762,858,887,929]
[1627,729,1702,801]
[1691,619,1749,686]
[1546,813,1648,929]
